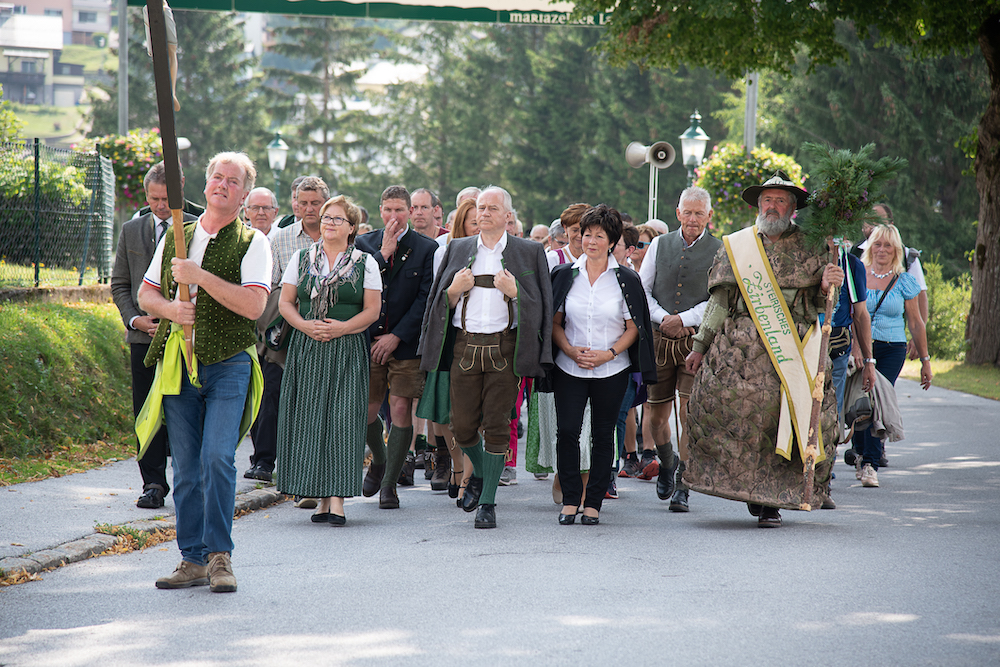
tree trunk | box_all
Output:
[968,13,1000,366]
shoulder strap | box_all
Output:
[871,274,899,317]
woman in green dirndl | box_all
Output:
[276,195,382,525]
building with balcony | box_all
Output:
[9,0,111,45]
[0,12,84,105]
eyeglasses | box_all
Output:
[246,205,274,213]
[635,241,649,249]
[320,215,351,226]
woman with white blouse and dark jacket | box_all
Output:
[550,205,656,525]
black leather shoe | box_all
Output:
[669,488,690,512]
[310,512,331,523]
[656,456,679,500]
[398,453,416,487]
[243,465,273,483]
[461,476,483,513]
[474,503,496,529]
[379,485,399,509]
[581,514,599,526]
[558,512,577,526]
[758,506,782,528]
[747,502,763,517]
[328,513,346,526]
[362,463,385,498]
[448,471,462,499]
[136,487,165,509]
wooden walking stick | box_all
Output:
[799,143,906,508]
[146,0,193,374]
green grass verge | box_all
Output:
[900,359,1000,401]
[0,301,134,485]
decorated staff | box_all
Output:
[798,143,906,507]
[145,0,192,373]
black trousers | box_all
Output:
[131,343,169,492]
[553,367,630,512]
[248,352,283,472]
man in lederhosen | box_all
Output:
[418,186,553,529]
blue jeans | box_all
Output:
[851,341,906,469]
[164,351,251,565]
[831,349,850,416]
[615,374,639,461]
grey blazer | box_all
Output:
[418,233,553,379]
[111,212,197,345]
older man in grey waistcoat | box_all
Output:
[636,186,722,511]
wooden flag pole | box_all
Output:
[145,1,193,374]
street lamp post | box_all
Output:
[266,132,289,197]
[679,110,710,187]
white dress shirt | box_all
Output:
[638,231,709,327]
[556,254,631,379]
[452,233,517,333]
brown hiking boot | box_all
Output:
[207,551,237,593]
[155,561,209,589]
[429,450,451,491]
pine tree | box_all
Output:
[263,16,382,197]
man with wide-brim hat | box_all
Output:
[682,170,844,528]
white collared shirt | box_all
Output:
[143,218,273,304]
[452,233,517,333]
[556,254,631,379]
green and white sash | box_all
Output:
[724,226,825,462]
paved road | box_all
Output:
[1,379,998,666]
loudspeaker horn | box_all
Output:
[647,141,675,169]
[625,141,649,169]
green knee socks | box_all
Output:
[366,419,386,465]
[478,451,507,505]
[381,425,413,489]
[462,437,485,475]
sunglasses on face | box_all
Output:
[635,241,649,249]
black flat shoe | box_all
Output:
[581,514,599,526]
[328,514,346,526]
[311,512,331,523]
[558,512,577,526]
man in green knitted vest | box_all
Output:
[637,186,723,512]
[138,152,272,593]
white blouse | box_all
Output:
[556,254,631,379]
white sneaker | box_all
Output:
[860,464,879,488]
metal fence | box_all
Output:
[0,139,115,288]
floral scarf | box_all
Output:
[306,241,363,321]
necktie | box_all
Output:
[156,219,168,243]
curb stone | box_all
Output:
[0,487,286,579]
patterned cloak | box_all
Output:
[684,225,839,510]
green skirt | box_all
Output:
[276,329,368,498]
[415,370,450,424]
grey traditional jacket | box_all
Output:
[418,233,553,379]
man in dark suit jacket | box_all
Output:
[354,185,438,510]
[111,162,197,509]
